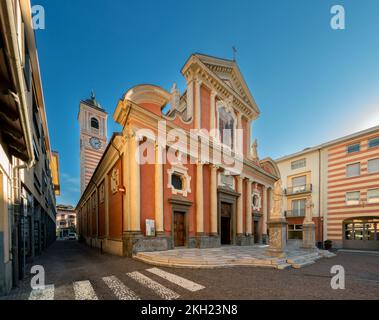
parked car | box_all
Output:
[68,233,78,241]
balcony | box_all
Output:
[285,210,306,218]
[284,184,312,196]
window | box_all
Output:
[368,158,379,174]
[368,137,379,149]
[218,105,235,149]
[252,192,262,211]
[367,189,379,204]
[346,191,360,205]
[346,163,360,177]
[291,199,306,217]
[291,158,306,170]
[288,224,303,240]
[347,143,360,154]
[167,165,192,197]
[344,218,379,241]
[291,175,306,193]
[171,173,183,191]
[91,118,99,129]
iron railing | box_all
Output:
[284,184,312,196]
[285,210,306,218]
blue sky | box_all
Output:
[31,0,379,205]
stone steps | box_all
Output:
[277,263,292,270]
[318,250,336,258]
[291,260,315,269]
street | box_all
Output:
[2,241,378,300]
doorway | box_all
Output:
[173,211,186,247]
[254,219,259,243]
[221,202,232,245]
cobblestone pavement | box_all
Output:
[1,241,378,300]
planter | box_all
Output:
[324,240,332,250]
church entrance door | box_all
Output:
[221,202,232,245]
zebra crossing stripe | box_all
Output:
[127,271,180,300]
[73,280,98,300]
[146,268,205,292]
[102,276,140,300]
[28,285,55,300]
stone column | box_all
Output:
[195,80,202,130]
[302,196,316,250]
[236,113,243,154]
[210,91,217,137]
[262,186,268,241]
[124,130,143,257]
[210,165,218,235]
[196,162,204,234]
[154,143,164,234]
[236,176,243,236]
[186,79,194,121]
[129,132,141,233]
[246,179,252,235]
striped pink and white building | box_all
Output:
[277,125,379,250]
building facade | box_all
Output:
[76,54,280,257]
[276,125,379,250]
[56,205,77,239]
[0,0,60,295]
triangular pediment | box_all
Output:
[192,54,259,115]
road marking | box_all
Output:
[127,271,180,300]
[146,268,205,292]
[28,285,55,300]
[73,280,98,300]
[102,276,140,300]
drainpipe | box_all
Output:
[12,161,27,282]
[1,0,35,167]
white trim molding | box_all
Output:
[167,164,192,197]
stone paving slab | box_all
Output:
[134,245,335,269]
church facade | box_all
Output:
[76,54,280,257]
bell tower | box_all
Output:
[78,92,108,194]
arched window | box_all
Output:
[218,105,235,149]
[91,117,99,129]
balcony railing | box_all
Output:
[285,210,306,218]
[284,184,312,196]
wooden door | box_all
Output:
[174,212,186,247]
[221,202,232,245]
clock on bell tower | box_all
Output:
[78,92,108,194]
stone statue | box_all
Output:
[251,139,259,161]
[270,179,283,218]
[304,196,314,224]
[170,83,180,111]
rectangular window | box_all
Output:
[291,199,306,217]
[346,163,360,177]
[347,143,360,154]
[368,137,379,148]
[367,189,379,204]
[291,158,306,170]
[288,224,303,240]
[291,175,306,193]
[368,158,379,174]
[346,191,360,205]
